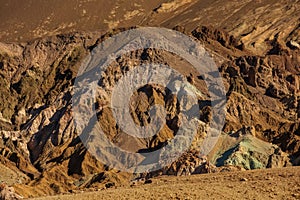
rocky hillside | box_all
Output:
[0,0,299,198]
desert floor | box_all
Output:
[31,166,300,200]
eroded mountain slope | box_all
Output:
[0,0,299,198]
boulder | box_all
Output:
[0,184,23,200]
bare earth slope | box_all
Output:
[1,0,299,55]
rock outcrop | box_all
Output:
[0,5,298,197]
[0,183,23,200]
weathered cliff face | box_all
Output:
[0,25,298,198]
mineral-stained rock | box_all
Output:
[214,130,292,170]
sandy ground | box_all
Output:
[31,167,300,200]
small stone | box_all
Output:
[240,177,248,181]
